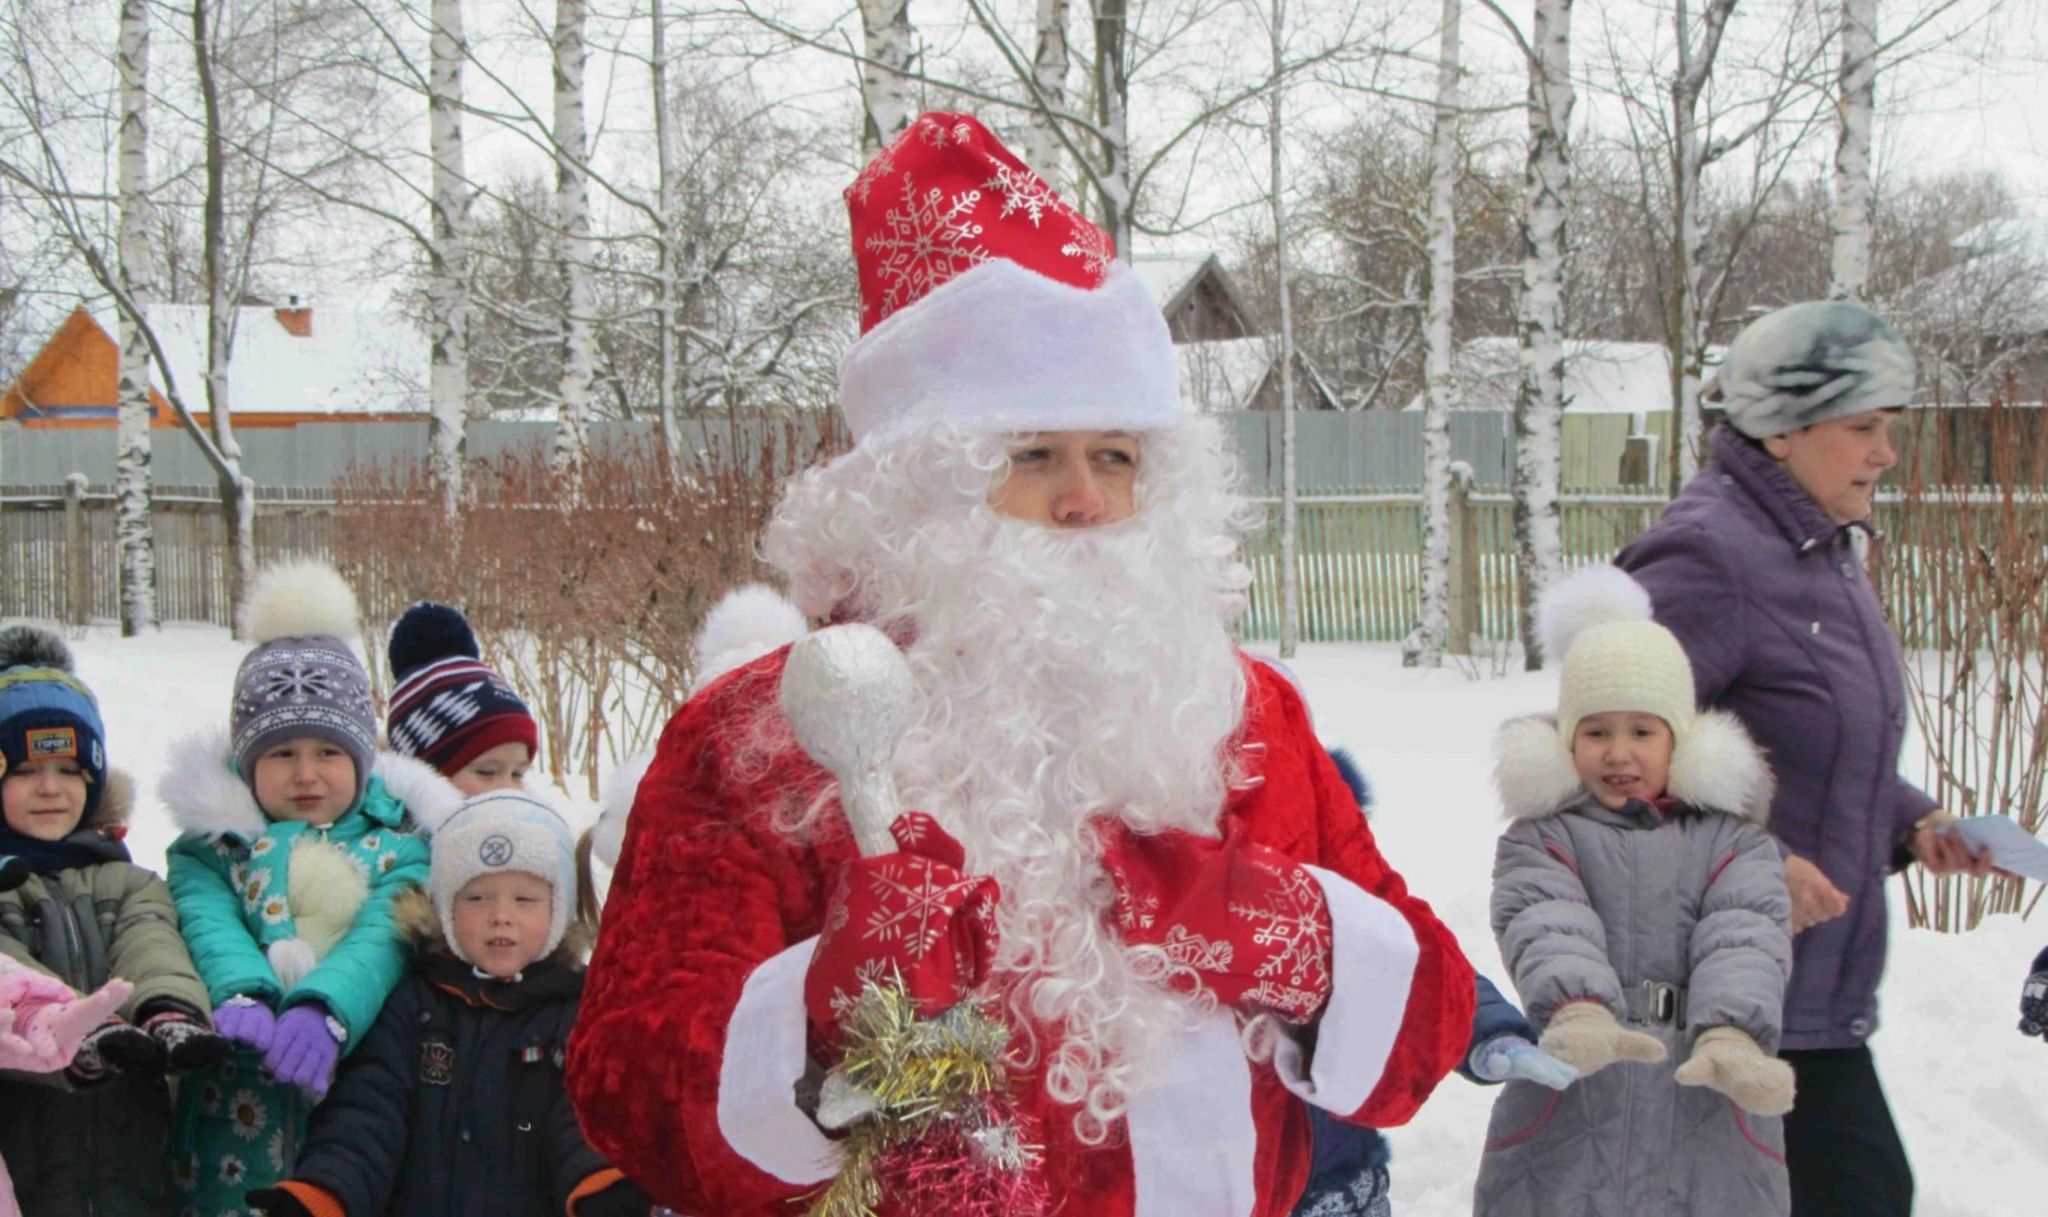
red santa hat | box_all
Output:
[839,112,1183,444]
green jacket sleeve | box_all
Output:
[106,865,216,1021]
[286,835,431,1045]
[167,838,282,1008]
[0,900,61,983]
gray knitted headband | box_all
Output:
[1713,301,1916,438]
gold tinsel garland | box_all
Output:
[803,982,1045,1217]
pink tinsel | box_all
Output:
[869,1110,1049,1217]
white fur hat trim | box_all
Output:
[836,260,1182,444]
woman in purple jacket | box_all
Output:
[1616,300,1991,1217]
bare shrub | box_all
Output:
[1875,378,2048,931]
[329,417,845,793]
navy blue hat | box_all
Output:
[0,626,110,821]
[386,602,537,777]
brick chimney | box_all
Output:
[274,295,313,337]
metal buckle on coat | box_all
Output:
[1628,980,1688,1028]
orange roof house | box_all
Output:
[2,303,427,429]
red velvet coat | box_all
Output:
[565,648,1475,1217]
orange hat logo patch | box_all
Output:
[26,727,78,760]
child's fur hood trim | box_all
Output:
[158,729,465,840]
[93,769,136,829]
[1494,710,1774,823]
[392,887,593,968]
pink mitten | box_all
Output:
[0,969,133,1072]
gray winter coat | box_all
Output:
[1474,710,1794,1217]
[1617,423,1934,1049]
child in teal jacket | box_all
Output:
[159,561,459,1214]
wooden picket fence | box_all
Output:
[0,484,333,628]
[1239,487,1669,645]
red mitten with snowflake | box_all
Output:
[803,811,1002,1049]
[1094,816,1334,1024]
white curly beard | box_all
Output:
[761,418,1259,1143]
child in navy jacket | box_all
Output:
[248,791,644,1217]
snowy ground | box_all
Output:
[51,624,2048,1215]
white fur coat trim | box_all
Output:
[1494,710,1774,824]
[590,749,655,870]
[159,729,465,839]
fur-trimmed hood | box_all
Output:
[391,886,593,970]
[1493,709,1774,823]
[157,728,464,840]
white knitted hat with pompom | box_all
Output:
[1537,565,1698,744]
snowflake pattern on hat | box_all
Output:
[847,112,1113,332]
[866,176,992,322]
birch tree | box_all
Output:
[428,0,470,517]
[650,0,680,471]
[1484,0,1573,668]
[550,0,592,483]
[1263,0,1299,658]
[1024,0,1071,185]
[860,1,917,157]
[1663,0,1738,488]
[115,0,156,635]
[190,0,255,624]
[1405,0,1462,669]
[1829,0,1877,300]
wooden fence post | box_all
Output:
[64,472,89,626]
[1446,461,1479,655]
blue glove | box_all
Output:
[1471,1033,1579,1090]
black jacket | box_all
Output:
[281,939,644,1217]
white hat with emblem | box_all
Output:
[423,790,577,964]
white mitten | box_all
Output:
[1537,1001,1668,1077]
[1675,1025,1796,1116]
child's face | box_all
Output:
[1571,712,1675,810]
[252,739,357,825]
[451,871,555,979]
[1,758,88,841]
[450,742,533,798]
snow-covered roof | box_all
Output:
[85,303,426,415]
[1130,252,1220,313]
[1176,336,1334,413]
[1403,338,1723,414]
[1886,216,2048,338]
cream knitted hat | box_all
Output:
[1537,565,1697,743]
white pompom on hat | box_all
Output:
[230,560,377,808]
[690,584,808,695]
[423,790,577,965]
[1538,565,1698,744]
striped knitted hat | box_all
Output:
[386,603,538,778]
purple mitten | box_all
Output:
[211,996,277,1053]
[264,1004,341,1099]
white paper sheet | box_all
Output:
[1943,816,2048,882]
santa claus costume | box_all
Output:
[564,112,1476,1217]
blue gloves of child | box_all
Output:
[1470,1033,1579,1090]
[212,995,341,1098]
